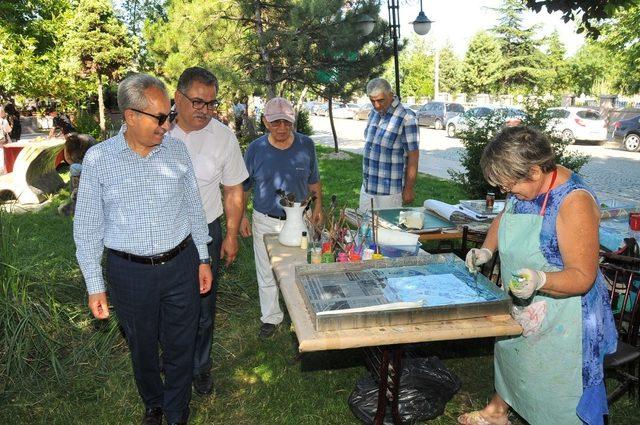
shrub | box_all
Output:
[449,99,589,199]
[73,109,104,141]
[296,108,313,136]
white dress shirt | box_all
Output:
[169,118,248,223]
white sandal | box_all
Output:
[457,411,511,425]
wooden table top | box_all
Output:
[265,234,521,353]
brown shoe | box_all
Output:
[141,407,163,425]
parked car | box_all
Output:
[416,101,465,130]
[545,107,608,144]
[611,115,640,152]
[312,103,328,116]
[402,103,420,115]
[353,103,373,120]
[302,101,319,112]
[445,106,525,138]
[331,103,360,119]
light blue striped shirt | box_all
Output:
[73,132,211,294]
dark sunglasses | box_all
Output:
[178,89,220,110]
[130,108,175,126]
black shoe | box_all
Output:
[140,407,162,425]
[193,371,213,395]
[167,423,186,425]
[258,323,277,339]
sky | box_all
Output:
[394,0,585,56]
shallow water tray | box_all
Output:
[295,254,511,331]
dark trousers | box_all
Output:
[107,242,200,423]
[193,219,222,376]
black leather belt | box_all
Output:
[109,235,192,265]
[266,213,286,220]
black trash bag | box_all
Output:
[348,356,461,424]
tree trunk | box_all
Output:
[254,1,276,99]
[97,74,106,135]
[328,96,338,153]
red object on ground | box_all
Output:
[2,143,66,173]
[630,213,640,231]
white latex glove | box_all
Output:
[465,248,493,273]
[509,268,547,299]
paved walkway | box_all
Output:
[309,116,640,204]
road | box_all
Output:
[309,115,640,203]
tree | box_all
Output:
[460,31,503,96]
[525,0,633,36]
[144,0,247,94]
[437,42,462,95]
[63,0,136,133]
[234,0,393,151]
[387,36,433,99]
[116,0,166,68]
[491,0,545,93]
[598,3,640,94]
[539,30,570,95]
[567,42,613,96]
[0,0,73,101]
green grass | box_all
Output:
[0,147,636,424]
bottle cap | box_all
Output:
[302,231,307,236]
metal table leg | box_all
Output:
[363,345,405,425]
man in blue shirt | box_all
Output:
[360,77,419,212]
[74,73,212,425]
[240,97,323,339]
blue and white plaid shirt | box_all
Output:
[362,97,419,195]
[73,132,211,294]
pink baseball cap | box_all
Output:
[263,97,295,123]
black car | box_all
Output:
[416,101,465,130]
[612,115,640,152]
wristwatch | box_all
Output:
[199,257,211,265]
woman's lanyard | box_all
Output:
[538,168,558,217]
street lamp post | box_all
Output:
[388,0,432,100]
[356,1,432,100]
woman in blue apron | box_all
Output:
[458,127,617,425]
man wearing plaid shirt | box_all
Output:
[360,77,419,213]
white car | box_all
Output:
[546,107,607,143]
[331,103,360,119]
[445,106,524,138]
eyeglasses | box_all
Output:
[267,119,293,128]
[130,108,171,126]
[497,181,517,193]
[178,90,220,110]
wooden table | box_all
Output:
[266,234,520,352]
[266,234,520,424]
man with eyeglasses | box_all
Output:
[74,73,213,425]
[240,97,323,339]
[167,67,248,396]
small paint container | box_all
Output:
[362,248,374,260]
[629,212,640,231]
[321,252,335,263]
[310,248,322,264]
